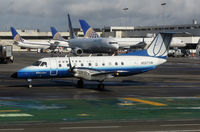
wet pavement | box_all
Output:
[0,52,200,131]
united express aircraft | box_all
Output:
[11,33,173,90]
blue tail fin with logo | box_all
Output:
[79,20,99,38]
[10,27,24,42]
[121,33,173,58]
[50,27,65,41]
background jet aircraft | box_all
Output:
[11,27,68,52]
[79,19,147,49]
[79,20,186,49]
[12,32,173,90]
[50,14,119,56]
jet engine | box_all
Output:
[73,48,83,56]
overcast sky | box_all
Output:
[0,0,199,31]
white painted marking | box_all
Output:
[161,124,200,127]
[60,126,121,129]
[0,128,24,131]
[0,113,32,117]
[138,130,200,132]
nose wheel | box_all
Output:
[27,79,32,88]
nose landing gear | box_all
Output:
[27,79,32,88]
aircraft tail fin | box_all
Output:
[79,20,99,38]
[50,27,65,41]
[122,33,173,58]
[146,33,173,58]
[68,14,76,39]
[10,27,24,42]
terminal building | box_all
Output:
[1,21,200,51]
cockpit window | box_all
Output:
[40,62,47,67]
[109,42,118,44]
[32,61,42,66]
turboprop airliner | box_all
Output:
[11,32,173,90]
[50,14,119,55]
[10,27,68,52]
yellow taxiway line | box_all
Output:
[124,98,167,106]
[0,110,21,112]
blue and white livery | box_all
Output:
[50,14,119,56]
[11,33,173,90]
[10,27,69,52]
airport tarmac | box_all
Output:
[0,52,200,131]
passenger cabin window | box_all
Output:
[115,62,118,66]
[32,61,42,66]
[89,63,92,66]
[102,63,105,66]
[40,62,47,67]
[121,62,124,65]
[81,63,84,66]
[59,64,62,67]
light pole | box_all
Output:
[161,2,166,26]
[123,8,128,37]
[123,7,129,26]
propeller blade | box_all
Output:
[68,57,75,72]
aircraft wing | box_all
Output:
[49,40,69,48]
[73,68,115,81]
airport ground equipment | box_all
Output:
[0,45,13,64]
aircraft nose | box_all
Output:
[11,72,18,78]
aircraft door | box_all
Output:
[49,58,58,76]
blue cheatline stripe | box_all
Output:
[17,65,156,79]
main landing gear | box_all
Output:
[27,79,32,88]
[97,82,104,91]
[77,79,84,88]
[76,79,105,91]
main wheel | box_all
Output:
[77,79,84,88]
[28,84,32,88]
[97,84,104,91]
